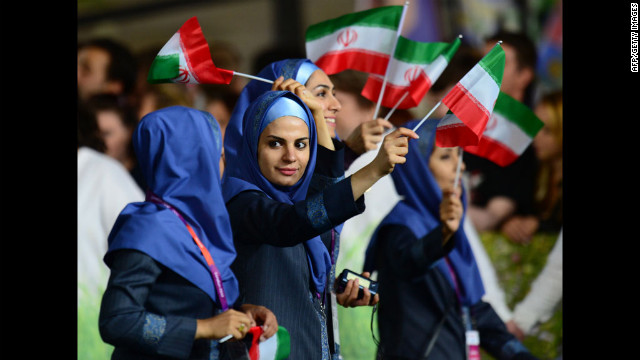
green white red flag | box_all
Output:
[147,17,234,85]
[247,326,290,360]
[463,92,543,166]
[361,36,462,109]
[436,43,505,147]
[305,5,404,76]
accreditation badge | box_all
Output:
[465,330,481,360]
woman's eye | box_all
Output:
[295,141,308,149]
[314,91,326,98]
[268,140,282,147]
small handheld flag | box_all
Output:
[435,42,505,147]
[362,35,462,111]
[463,92,544,167]
[148,17,273,85]
[305,5,405,76]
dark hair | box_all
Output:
[430,43,482,93]
[485,30,537,71]
[78,38,138,96]
[84,93,139,130]
[329,70,374,110]
[78,101,106,152]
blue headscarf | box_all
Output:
[363,119,485,306]
[224,59,320,172]
[104,106,239,307]
[222,90,332,294]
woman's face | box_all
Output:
[429,146,465,191]
[532,102,561,162]
[257,116,310,187]
[97,109,133,164]
[305,70,342,138]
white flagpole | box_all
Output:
[453,148,464,191]
[372,1,410,120]
[383,91,409,121]
[233,71,274,84]
[411,100,442,132]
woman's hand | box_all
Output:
[238,304,278,341]
[272,76,333,150]
[344,118,394,155]
[335,271,379,307]
[440,186,463,244]
[195,309,254,341]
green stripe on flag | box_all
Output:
[493,92,544,137]
[394,36,460,64]
[478,44,505,87]
[147,54,180,83]
[305,5,402,41]
[275,326,290,360]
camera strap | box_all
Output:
[146,191,229,311]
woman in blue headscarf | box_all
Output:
[224,59,383,358]
[99,106,278,359]
[222,89,417,360]
[363,119,538,360]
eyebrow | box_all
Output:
[265,135,310,142]
[311,84,333,91]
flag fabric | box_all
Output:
[147,17,234,85]
[247,326,290,360]
[305,5,404,76]
[435,43,505,147]
[463,92,543,167]
[361,36,462,109]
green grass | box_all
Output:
[77,286,113,360]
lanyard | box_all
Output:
[146,191,229,311]
[444,257,472,331]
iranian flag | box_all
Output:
[436,43,505,147]
[361,35,462,109]
[463,92,543,166]
[247,326,290,360]
[305,5,404,76]
[147,17,234,85]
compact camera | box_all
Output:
[335,269,378,300]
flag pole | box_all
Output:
[383,91,409,121]
[233,71,274,84]
[411,100,442,132]
[373,1,410,120]
[453,148,464,191]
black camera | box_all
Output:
[335,269,378,300]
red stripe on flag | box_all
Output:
[361,73,431,109]
[247,326,263,360]
[464,136,519,167]
[441,83,491,144]
[179,17,233,84]
[436,123,479,148]
[314,50,390,75]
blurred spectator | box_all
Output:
[84,93,146,191]
[507,229,562,340]
[428,43,516,323]
[77,38,138,104]
[464,30,540,233]
[77,102,144,300]
[500,91,563,243]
